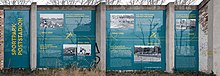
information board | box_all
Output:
[37,11,96,68]
[37,10,95,68]
[106,10,166,70]
[4,10,30,68]
[175,10,199,71]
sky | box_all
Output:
[32,0,203,5]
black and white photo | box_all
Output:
[176,19,196,29]
[40,14,64,28]
[77,44,91,56]
[110,14,134,29]
[63,44,77,56]
[134,45,161,62]
[189,19,196,29]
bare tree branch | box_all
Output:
[107,0,121,5]
[46,0,99,5]
[0,0,31,5]
[0,0,198,5]
[175,0,197,5]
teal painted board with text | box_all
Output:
[37,10,96,68]
[174,10,199,71]
[106,10,166,70]
[4,10,30,68]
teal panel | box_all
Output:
[4,10,30,68]
[106,10,166,70]
[37,10,96,68]
[174,10,199,71]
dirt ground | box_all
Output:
[0,68,216,76]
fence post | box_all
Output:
[96,2,106,71]
[166,2,175,73]
[30,2,37,70]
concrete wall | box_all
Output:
[198,0,220,75]
[0,10,3,69]
[208,0,220,75]
[166,2,175,73]
[198,0,209,73]
[96,2,106,71]
[0,1,219,75]
[37,5,95,10]
[175,5,198,10]
[30,2,37,70]
[106,5,166,10]
[0,5,30,10]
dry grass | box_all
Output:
[0,68,215,76]
[0,68,105,76]
[107,70,216,76]
[37,68,105,76]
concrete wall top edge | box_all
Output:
[175,5,198,10]
[107,5,166,10]
[0,5,97,10]
[37,5,96,10]
[0,5,30,10]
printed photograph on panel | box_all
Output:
[63,44,77,56]
[134,45,161,62]
[176,19,181,29]
[188,19,196,29]
[40,14,64,28]
[176,19,187,29]
[176,19,196,30]
[110,14,134,29]
[77,44,91,56]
